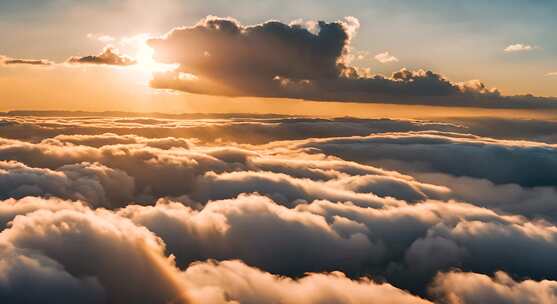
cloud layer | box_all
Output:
[1,112,557,303]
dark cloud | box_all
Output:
[148,16,355,95]
[67,46,136,66]
[148,16,557,109]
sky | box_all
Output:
[3,2,557,304]
[1,0,556,115]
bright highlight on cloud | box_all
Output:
[87,33,116,43]
[1,112,557,303]
[374,51,399,63]
[504,43,537,52]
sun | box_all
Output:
[134,42,178,74]
[126,39,179,86]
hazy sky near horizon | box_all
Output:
[1,0,556,114]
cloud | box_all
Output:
[0,55,53,66]
[147,16,557,109]
[184,260,432,304]
[119,194,378,276]
[0,206,190,304]
[86,33,116,43]
[374,51,399,63]
[0,134,424,208]
[2,116,557,222]
[48,133,192,149]
[5,191,557,298]
[293,131,557,187]
[0,160,135,209]
[148,15,353,95]
[7,112,557,144]
[414,172,557,222]
[67,46,136,66]
[192,171,409,208]
[431,271,557,304]
[448,117,557,144]
[0,137,232,201]
[0,113,465,144]
[0,196,434,304]
[504,43,537,52]
[546,72,557,76]
[2,114,557,301]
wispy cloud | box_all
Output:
[87,33,116,43]
[546,72,557,76]
[0,55,53,66]
[504,43,538,53]
[374,51,399,63]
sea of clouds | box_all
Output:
[1,112,557,303]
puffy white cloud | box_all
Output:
[374,51,399,63]
[0,197,433,304]
[0,206,190,304]
[86,33,116,43]
[1,113,557,302]
[0,160,135,208]
[3,192,557,299]
[504,43,537,52]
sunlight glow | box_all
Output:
[123,36,180,87]
[134,42,178,74]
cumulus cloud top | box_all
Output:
[146,16,557,109]
[1,113,557,303]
